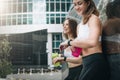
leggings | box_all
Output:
[79,53,110,80]
[107,53,120,80]
[65,65,82,80]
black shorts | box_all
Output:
[65,65,82,80]
[79,53,110,80]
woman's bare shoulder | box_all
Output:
[89,14,100,22]
[88,14,101,27]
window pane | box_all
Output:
[13,3,17,13]
[28,18,32,24]
[18,3,22,12]
[23,0,27,2]
[52,33,62,53]
[18,15,22,25]
[23,18,27,24]
[28,0,32,2]
[23,3,27,12]
[50,3,54,11]
[56,17,60,24]
[28,3,32,12]
[46,3,49,11]
[52,42,55,48]
[56,3,60,11]
[62,17,65,23]
[67,3,71,11]
[61,3,65,11]
[7,16,11,25]
[12,15,16,25]
[56,42,60,47]
[50,17,54,24]
[46,17,49,24]
[56,35,60,40]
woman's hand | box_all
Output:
[59,40,69,51]
[52,57,64,64]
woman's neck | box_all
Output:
[68,34,74,40]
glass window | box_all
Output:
[67,0,72,1]
[56,14,60,16]
[23,18,27,24]
[1,16,6,26]
[61,14,66,16]
[28,18,32,24]
[28,3,32,12]
[23,14,27,24]
[23,3,27,12]
[18,0,22,2]
[62,17,65,23]
[0,21,1,26]
[46,3,49,11]
[6,16,11,25]
[7,3,12,13]
[13,3,17,13]
[50,14,54,16]
[18,3,22,12]
[50,3,54,11]
[17,15,22,25]
[61,3,65,11]
[28,0,32,2]
[52,42,55,48]
[12,15,16,25]
[67,3,71,11]
[52,33,62,53]
[23,0,27,2]
[56,3,60,11]
[50,17,54,24]
[28,14,32,24]
[56,42,60,47]
[46,17,49,24]
[56,17,60,24]
[56,35,61,40]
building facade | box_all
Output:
[0,0,73,66]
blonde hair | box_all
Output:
[83,0,99,24]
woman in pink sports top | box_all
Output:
[53,18,82,80]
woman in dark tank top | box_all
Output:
[102,0,120,80]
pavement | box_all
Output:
[0,78,6,80]
[6,69,68,80]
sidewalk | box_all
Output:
[0,78,6,80]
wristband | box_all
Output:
[64,56,67,61]
[68,40,72,46]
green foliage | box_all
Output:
[0,59,12,78]
[0,38,12,78]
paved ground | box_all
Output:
[0,79,6,80]
[6,69,68,80]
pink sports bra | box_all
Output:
[72,47,82,57]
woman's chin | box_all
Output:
[76,11,82,16]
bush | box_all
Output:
[0,59,12,78]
